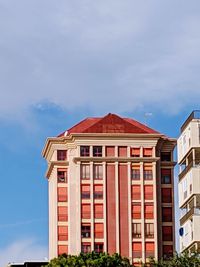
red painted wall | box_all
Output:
[106,164,116,254]
[119,164,129,257]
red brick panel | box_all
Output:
[132,185,141,200]
[132,242,142,258]
[145,242,155,258]
[94,223,104,238]
[144,203,154,219]
[161,188,172,203]
[106,164,116,254]
[162,226,173,241]
[58,187,68,202]
[143,148,153,157]
[118,146,127,157]
[58,226,68,241]
[163,245,173,259]
[131,147,140,157]
[144,185,153,200]
[94,204,103,219]
[81,204,91,219]
[58,206,68,221]
[119,164,129,258]
[132,203,141,219]
[58,245,68,255]
[106,146,115,157]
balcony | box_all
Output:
[180,207,200,226]
[181,110,200,133]
[179,159,200,181]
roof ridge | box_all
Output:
[57,113,160,136]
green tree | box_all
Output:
[44,252,131,267]
[143,251,200,267]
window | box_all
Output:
[80,146,90,157]
[132,223,141,238]
[94,185,103,199]
[81,243,91,253]
[57,169,67,183]
[161,169,171,184]
[93,146,102,157]
[144,165,153,180]
[132,203,141,219]
[144,203,154,219]
[106,146,115,157]
[131,165,140,180]
[81,224,91,238]
[190,183,192,194]
[94,223,104,238]
[143,148,153,157]
[145,242,154,258]
[58,187,68,202]
[57,150,67,161]
[94,243,104,253]
[94,204,103,219]
[162,207,172,222]
[58,226,68,241]
[81,185,90,199]
[81,165,90,180]
[145,223,154,238]
[132,243,142,258]
[132,185,141,200]
[161,152,171,162]
[94,165,103,180]
[162,226,173,241]
[144,185,153,200]
[81,204,91,219]
[131,148,140,157]
[182,179,187,199]
[163,245,173,259]
[58,206,68,221]
[161,188,172,203]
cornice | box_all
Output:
[46,161,69,179]
[73,156,160,164]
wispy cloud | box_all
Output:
[0,0,200,119]
[0,238,48,267]
[0,218,47,229]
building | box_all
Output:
[42,113,176,264]
[178,110,200,253]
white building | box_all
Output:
[178,110,200,253]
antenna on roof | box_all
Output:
[144,112,152,125]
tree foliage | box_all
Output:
[141,251,200,267]
[44,252,131,267]
[44,251,200,267]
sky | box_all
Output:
[0,0,200,265]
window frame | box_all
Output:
[57,150,67,161]
[80,146,90,157]
[93,146,102,157]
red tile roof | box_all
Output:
[58,113,160,136]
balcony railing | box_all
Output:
[179,160,200,181]
[132,233,141,238]
[180,207,200,226]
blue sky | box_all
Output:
[0,0,200,265]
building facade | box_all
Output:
[178,111,200,253]
[42,113,176,265]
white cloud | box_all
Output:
[0,238,48,267]
[0,0,200,118]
